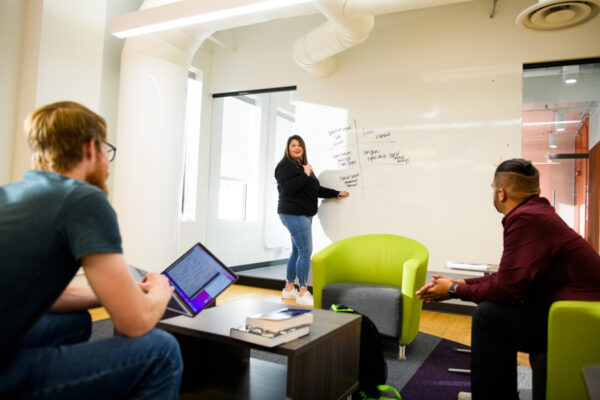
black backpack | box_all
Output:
[331,304,388,399]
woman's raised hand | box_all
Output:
[304,164,313,176]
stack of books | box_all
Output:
[230,308,313,347]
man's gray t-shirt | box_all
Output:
[0,170,122,354]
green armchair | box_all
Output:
[545,300,600,400]
[312,234,429,359]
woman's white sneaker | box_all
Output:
[295,291,314,307]
[281,287,298,299]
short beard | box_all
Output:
[86,159,109,195]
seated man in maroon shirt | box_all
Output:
[416,158,600,400]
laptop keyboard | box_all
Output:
[134,267,147,277]
[167,296,186,312]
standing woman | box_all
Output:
[275,135,349,306]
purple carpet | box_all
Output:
[400,338,471,400]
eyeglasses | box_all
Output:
[103,142,116,162]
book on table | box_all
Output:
[245,308,313,332]
[446,261,495,272]
[230,324,311,347]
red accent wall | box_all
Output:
[589,139,600,252]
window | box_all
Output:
[181,69,203,222]
[264,102,297,248]
[217,96,261,221]
[207,87,297,261]
[522,59,600,238]
[217,178,247,220]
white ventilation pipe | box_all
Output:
[112,7,213,270]
[293,1,373,78]
[293,0,474,77]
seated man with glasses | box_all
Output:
[103,141,117,163]
[0,101,183,399]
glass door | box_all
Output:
[206,88,296,266]
[521,60,600,240]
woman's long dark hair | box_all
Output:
[278,135,308,167]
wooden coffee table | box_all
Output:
[157,298,361,400]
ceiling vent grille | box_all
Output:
[517,0,600,31]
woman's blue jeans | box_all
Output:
[279,213,313,288]
[0,311,183,399]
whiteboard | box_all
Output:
[294,66,522,272]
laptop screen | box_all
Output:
[162,243,237,315]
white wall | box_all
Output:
[36,1,106,108]
[202,91,295,266]
[201,0,600,271]
[2,0,140,189]
[100,1,144,168]
[0,0,43,186]
[0,0,26,185]
[10,0,108,182]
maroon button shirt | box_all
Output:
[456,195,600,304]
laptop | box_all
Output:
[129,242,238,317]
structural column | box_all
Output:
[112,26,211,270]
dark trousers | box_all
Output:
[471,301,549,400]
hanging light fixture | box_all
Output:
[554,112,566,131]
[549,132,558,148]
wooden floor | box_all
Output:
[89,283,530,367]
[90,284,472,342]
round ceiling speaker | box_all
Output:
[516,0,600,31]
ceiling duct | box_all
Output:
[516,0,600,31]
[293,0,475,78]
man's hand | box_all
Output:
[416,275,456,303]
[139,272,173,299]
[83,253,174,337]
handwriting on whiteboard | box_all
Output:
[327,120,410,188]
[338,172,360,188]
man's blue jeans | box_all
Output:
[279,213,313,288]
[0,311,183,399]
